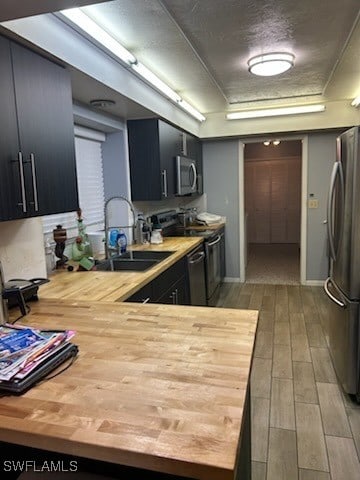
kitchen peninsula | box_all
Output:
[1,299,258,480]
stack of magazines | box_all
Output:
[0,323,78,394]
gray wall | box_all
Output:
[306,132,338,281]
[203,140,240,280]
[203,131,340,283]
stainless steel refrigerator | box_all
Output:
[324,126,360,401]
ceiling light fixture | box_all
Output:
[351,96,360,107]
[226,104,326,120]
[61,8,136,65]
[177,99,206,122]
[131,62,181,103]
[60,8,205,122]
[248,52,295,76]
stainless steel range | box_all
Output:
[151,210,225,306]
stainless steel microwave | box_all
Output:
[175,155,197,195]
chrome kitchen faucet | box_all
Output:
[104,195,136,259]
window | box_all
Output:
[42,126,105,239]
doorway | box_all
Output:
[243,140,302,284]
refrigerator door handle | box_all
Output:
[327,162,339,260]
[324,277,346,308]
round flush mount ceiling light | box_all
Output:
[248,52,295,76]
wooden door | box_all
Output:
[245,156,301,244]
[245,161,271,243]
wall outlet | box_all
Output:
[308,199,319,209]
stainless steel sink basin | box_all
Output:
[96,258,158,272]
[95,250,174,272]
[120,251,173,260]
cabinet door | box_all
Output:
[152,257,186,300]
[157,275,189,305]
[11,42,78,217]
[125,282,153,303]
[174,275,190,305]
[0,37,24,221]
[195,140,203,195]
[128,119,162,200]
[158,120,178,198]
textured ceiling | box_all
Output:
[2,0,360,123]
[0,0,112,22]
[81,0,360,114]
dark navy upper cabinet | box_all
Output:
[128,118,178,201]
[0,36,78,222]
[127,118,203,200]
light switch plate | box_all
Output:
[308,199,319,208]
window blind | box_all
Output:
[42,127,105,236]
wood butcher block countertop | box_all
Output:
[2,300,258,480]
[41,237,203,303]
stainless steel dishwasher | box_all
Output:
[187,244,207,306]
[204,230,223,306]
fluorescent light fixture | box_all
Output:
[351,96,360,107]
[226,104,326,120]
[61,8,136,65]
[131,62,181,103]
[248,52,295,76]
[60,8,206,122]
[177,99,206,122]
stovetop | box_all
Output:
[151,209,221,240]
[167,227,217,239]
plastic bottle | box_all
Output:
[109,229,119,247]
[117,230,127,254]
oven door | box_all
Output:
[205,234,222,302]
[176,156,197,195]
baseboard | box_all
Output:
[304,280,324,286]
[223,277,241,283]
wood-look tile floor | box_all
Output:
[216,283,360,480]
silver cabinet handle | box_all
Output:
[324,277,346,308]
[169,291,176,304]
[17,152,27,213]
[189,252,205,264]
[207,235,221,247]
[182,132,187,156]
[175,288,179,304]
[30,153,39,211]
[142,297,150,304]
[190,162,197,191]
[161,169,168,197]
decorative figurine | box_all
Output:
[71,208,95,271]
[53,225,68,269]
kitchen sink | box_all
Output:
[120,251,173,261]
[95,250,174,272]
